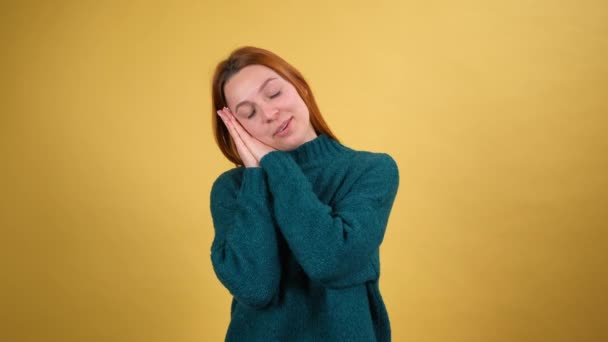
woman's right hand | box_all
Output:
[217,107,259,168]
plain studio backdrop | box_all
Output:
[1,1,607,341]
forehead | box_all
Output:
[224,65,281,105]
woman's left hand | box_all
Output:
[219,107,276,163]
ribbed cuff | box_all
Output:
[238,167,267,199]
[260,151,299,182]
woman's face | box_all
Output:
[223,64,317,151]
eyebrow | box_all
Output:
[234,77,277,113]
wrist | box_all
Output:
[243,161,260,168]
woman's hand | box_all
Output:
[217,107,258,167]
[217,107,276,167]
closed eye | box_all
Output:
[246,91,280,119]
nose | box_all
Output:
[260,103,279,123]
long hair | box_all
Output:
[211,46,339,166]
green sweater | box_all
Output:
[210,134,399,341]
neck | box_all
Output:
[286,134,348,166]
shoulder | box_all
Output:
[333,148,400,203]
[210,167,245,198]
[333,144,400,194]
[213,167,244,185]
[344,146,399,179]
[356,151,398,169]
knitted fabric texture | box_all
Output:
[210,134,399,341]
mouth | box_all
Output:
[274,117,292,137]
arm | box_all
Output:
[210,168,281,308]
[259,152,399,288]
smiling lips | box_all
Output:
[274,117,292,137]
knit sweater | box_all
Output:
[210,134,399,342]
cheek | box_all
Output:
[237,118,264,137]
[282,92,305,111]
[292,97,310,118]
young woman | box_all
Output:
[210,46,399,341]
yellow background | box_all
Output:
[2,0,607,341]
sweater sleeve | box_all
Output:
[259,151,399,288]
[209,168,281,308]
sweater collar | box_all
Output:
[285,134,348,166]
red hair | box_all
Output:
[211,46,339,166]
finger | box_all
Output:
[220,108,275,161]
[221,109,253,147]
[218,109,258,166]
[220,108,242,131]
[227,114,277,161]
[216,109,228,125]
[228,114,253,141]
[219,110,243,144]
[218,109,240,138]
